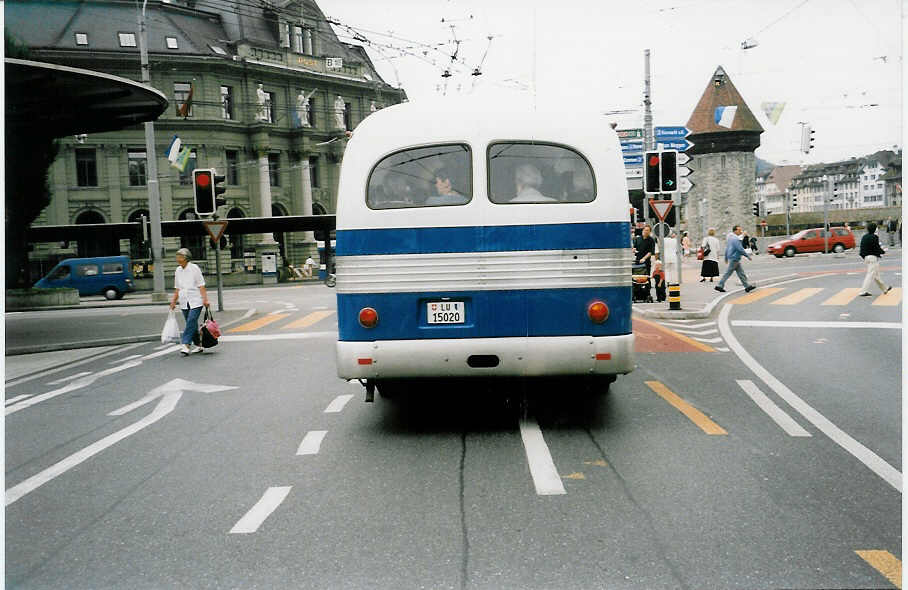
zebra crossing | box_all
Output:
[728,286,901,306]
[227,309,337,333]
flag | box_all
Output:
[177,84,193,118]
[172,147,191,172]
[165,135,182,163]
[714,105,737,128]
[761,101,786,125]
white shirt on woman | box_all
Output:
[174,262,205,309]
[702,235,721,263]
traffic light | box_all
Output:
[644,151,661,194]
[193,168,227,216]
[660,150,677,192]
[791,192,798,209]
[800,124,816,154]
[752,202,760,216]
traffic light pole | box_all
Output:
[213,214,224,312]
[137,1,167,302]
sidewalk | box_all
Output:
[632,258,736,319]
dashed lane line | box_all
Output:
[46,371,93,385]
[736,380,811,437]
[855,550,902,589]
[719,304,902,492]
[296,431,328,455]
[644,381,728,435]
[519,416,566,496]
[228,486,292,534]
[324,394,354,414]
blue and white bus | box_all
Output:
[334,99,634,400]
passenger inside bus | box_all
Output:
[424,165,469,206]
[509,163,557,203]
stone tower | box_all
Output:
[685,66,763,243]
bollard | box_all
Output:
[668,283,681,310]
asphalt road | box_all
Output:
[4,254,902,589]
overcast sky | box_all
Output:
[319,0,903,166]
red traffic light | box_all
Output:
[648,154,660,166]
[195,171,211,187]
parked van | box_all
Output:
[35,256,135,299]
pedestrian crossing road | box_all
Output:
[729,286,901,306]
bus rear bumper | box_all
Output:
[336,334,634,379]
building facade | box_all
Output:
[7,0,405,279]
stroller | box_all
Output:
[632,263,653,303]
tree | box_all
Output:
[5,31,60,288]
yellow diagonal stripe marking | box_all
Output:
[771,287,823,305]
[634,317,715,352]
[821,287,863,306]
[228,314,289,333]
[729,287,783,304]
[281,310,335,330]
[644,381,727,435]
[873,287,902,306]
[856,550,902,588]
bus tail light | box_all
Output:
[587,301,609,324]
[359,307,378,328]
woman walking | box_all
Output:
[169,247,209,356]
[699,228,721,282]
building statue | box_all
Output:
[334,95,346,130]
[296,89,316,128]
[370,100,377,114]
[256,83,268,122]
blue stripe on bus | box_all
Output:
[337,287,632,342]
[335,222,630,256]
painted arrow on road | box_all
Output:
[6,379,237,506]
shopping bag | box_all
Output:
[161,310,181,343]
[199,307,219,348]
[696,247,704,260]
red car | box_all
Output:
[766,227,856,257]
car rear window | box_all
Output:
[102,262,124,274]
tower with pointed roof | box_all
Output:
[685,66,763,241]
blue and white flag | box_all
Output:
[165,135,182,163]
[172,146,191,172]
[714,106,737,128]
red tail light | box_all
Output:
[588,301,609,324]
[358,307,378,328]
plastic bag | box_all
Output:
[161,310,181,343]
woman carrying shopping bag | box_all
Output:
[699,227,721,282]
[169,247,209,356]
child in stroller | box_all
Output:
[632,262,653,303]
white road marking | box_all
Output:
[220,331,336,343]
[719,304,902,492]
[674,328,719,336]
[5,395,32,406]
[732,320,900,330]
[296,431,328,455]
[5,343,143,388]
[109,354,143,364]
[154,342,174,350]
[229,486,292,534]
[693,337,723,343]
[713,347,730,352]
[519,417,566,496]
[6,361,143,416]
[736,380,811,437]
[324,394,354,414]
[662,321,716,329]
[46,371,93,385]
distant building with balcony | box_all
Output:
[6,0,406,278]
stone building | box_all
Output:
[684,66,763,244]
[6,0,405,280]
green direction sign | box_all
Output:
[617,128,643,140]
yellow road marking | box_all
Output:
[562,472,586,480]
[856,550,902,588]
[729,287,783,304]
[821,287,863,306]
[228,314,289,332]
[645,381,728,435]
[584,459,608,467]
[771,287,823,305]
[281,310,335,330]
[634,317,715,352]
[873,287,902,306]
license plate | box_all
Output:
[427,301,465,324]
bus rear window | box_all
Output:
[488,142,595,204]
[367,144,471,209]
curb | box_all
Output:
[5,308,256,356]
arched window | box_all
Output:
[75,210,116,257]
[226,207,245,259]
[178,209,205,260]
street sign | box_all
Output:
[624,168,643,178]
[649,199,673,221]
[620,142,643,154]
[676,152,690,165]
[654,126,690,139]
[623,154,643,165]
[678,177,694,193]
[203,220,228,242]
[617,128,643,140]
[652,222,671,238]
[677,165,692,177]
[657,139,694,151]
